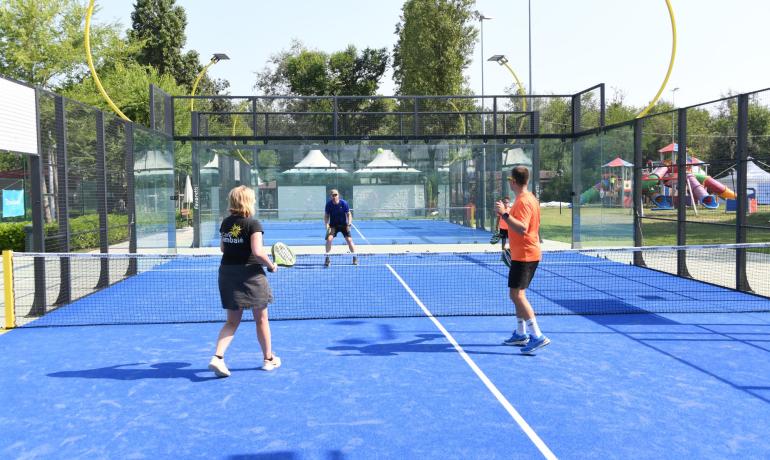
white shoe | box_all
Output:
[208,356,231,377]
[263,355,282,371]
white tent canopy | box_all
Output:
[502,147,532,166]
[134,150,173,175]
[283,149,348,174]
[355,148,420,173]
[716,157,770,204]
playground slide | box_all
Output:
[702,175,737,199]
[687,174,719,209]
[580,183,600,205]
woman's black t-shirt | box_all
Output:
[220,214,265,272]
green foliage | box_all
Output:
[257,42,388,98]
[0,0,125,89]
[0,222,29,251]
[62,62,185,126]
[392,0,477,96]
[0,214,129,252]
[129,0,197,89]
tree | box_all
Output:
[129,0,205,90]
[255,42,389,98]
[62,62,186,127]
[0,0,125,89]
[392,0,477,96]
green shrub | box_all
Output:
[0,214,130,252]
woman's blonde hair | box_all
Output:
[228,185,256,217]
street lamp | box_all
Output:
[488,55,527,111]
[190,53,230,111]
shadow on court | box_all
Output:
[327,332,529,357]
[227,451,346,460]
[47,362,225,382]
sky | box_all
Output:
[97,0,770,108]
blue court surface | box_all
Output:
[206,219,493,246]
[4,250,770,458]
[2,312,770,459]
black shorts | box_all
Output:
[508,260,539,289]
[330,224,351,238]
[498,229,508,239]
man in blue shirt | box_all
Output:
[324,189,357,266]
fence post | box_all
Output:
[735,93,751,291]
[125,122,137,275]
[54,95,71,304]
[675,108,691,278]
[532,111,541,199]
[571,93,582,248]
[95,110,109,288]
[29,89,46,316]
[191,112,201,248]
[633,118,645,267]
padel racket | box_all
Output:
[271,242,296,267]
[501,249,511,268]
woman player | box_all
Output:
[209,185,280,377]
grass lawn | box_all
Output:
[540,206,770,247]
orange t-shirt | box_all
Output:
[497,203,511,230]
[508,191,541,262]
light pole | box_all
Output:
[671,87,680,143]
[477,12,493,121]
[477,12,493,230]
[190,53,230,112]
[528,0,532,98]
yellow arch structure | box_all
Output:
[85,0,130,121]
[637,0,677,118]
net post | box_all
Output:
[95,110,109,289]
[632,118,645,267]
[571,93,582,248]
[54,95,71,305]
[675,108,691,278]
[735,94,751,292]
[3,250,15,329]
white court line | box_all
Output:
[351,223,371,245]
[385,264,557,460]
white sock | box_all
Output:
[526,318,542,338]
[516,318,527,335]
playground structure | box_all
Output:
[579,145,739,212]
[579,157,633,208]
[643,143,736,211]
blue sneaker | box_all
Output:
[521,334,551,355]
[503,332,530,346]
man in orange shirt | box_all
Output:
[495,166,550,354]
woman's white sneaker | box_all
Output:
[263,355,282,371]
[208,356,231,377]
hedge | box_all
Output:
[0,214,130,252]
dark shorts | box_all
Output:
[329,224,351,238]
[508,260,539,289]
[498,229,508,239]
[218,264,273,310]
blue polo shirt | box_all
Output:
[325,198,350,226]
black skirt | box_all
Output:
[218,264,274,309]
